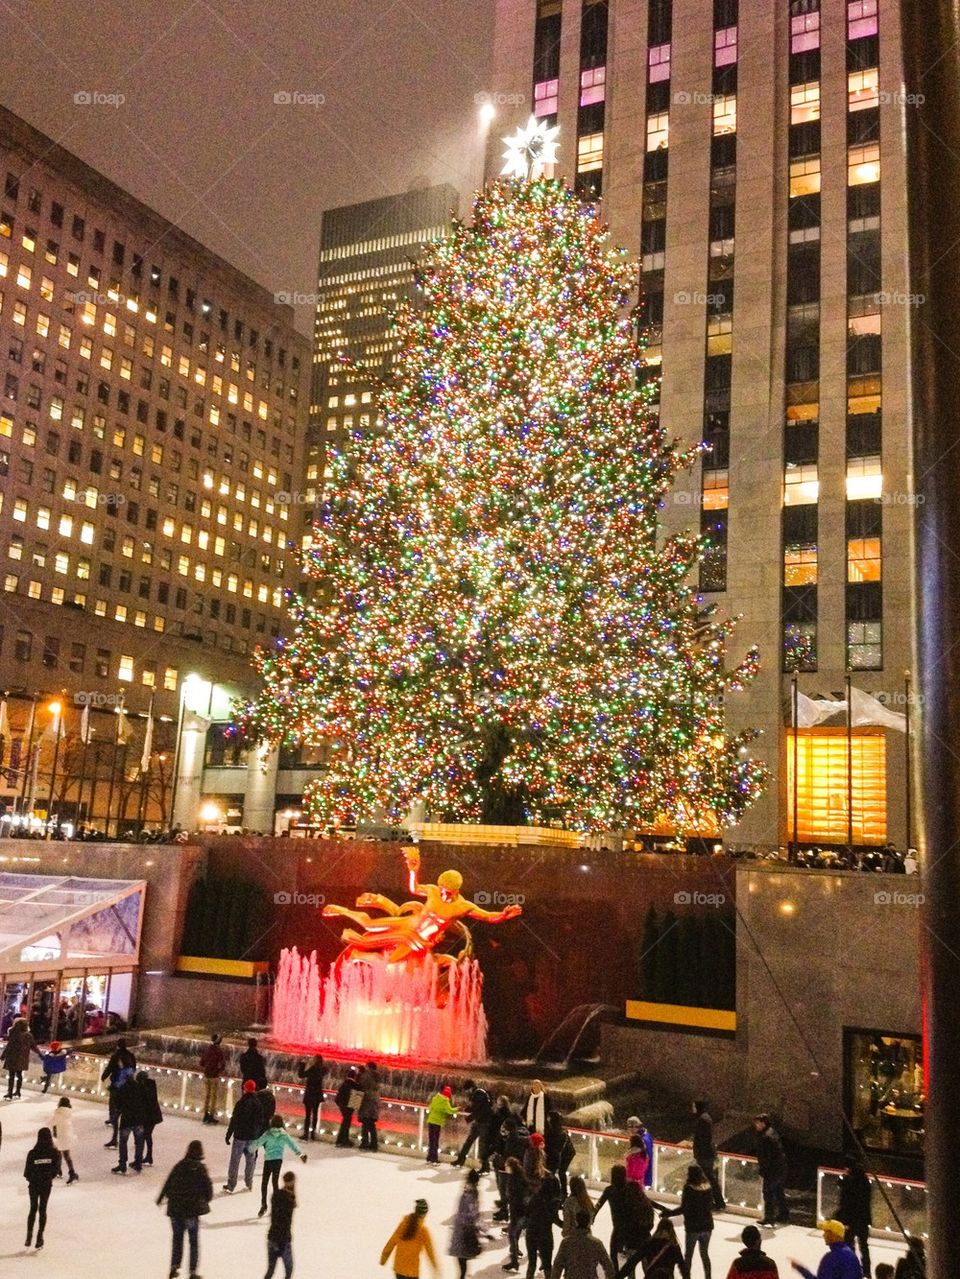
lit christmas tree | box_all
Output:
[238,162,768,834]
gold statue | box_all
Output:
[322,848,522,971]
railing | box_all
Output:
[817,1165,928,1240]
[27,1052,924,1236]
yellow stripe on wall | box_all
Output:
[625,1000,737,1032]
[176,956,269,979]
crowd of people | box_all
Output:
[1,1029,929,1279]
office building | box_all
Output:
[487,0,912,849]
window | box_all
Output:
[534,78,559,117]
[791,82,821,125]
[784,544,818,586]
[713,94,736,135]
[163,666,178,691]
[577,132,604,173]
[787,730,886,842]
[848,536,881,582]
[848,0,878,39]
[784,463,819,505]
[714,26,737,66]
[791,5,820,53]
[14,629,31,662]
[69,641,85,673]
[846,455,882,499]
[579,66,605,106]
[848,68,879,112]
[118,655,134,681]
[648,42,671,82]
[790,156,821,198]
[848,143,880,186]
[647,112,669,151]
[848,620,882,670]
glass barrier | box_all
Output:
[32,1048,923,1239]
[817,1167,927,1240]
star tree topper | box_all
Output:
[501,114,561,180]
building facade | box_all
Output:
[0,105,311,835]
[487,0,913,849]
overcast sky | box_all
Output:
[0,0,496,333]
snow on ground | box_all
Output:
[0,1089,907,1277]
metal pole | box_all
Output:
[904,670,913,851]
[45,707,63,840]
[77,731,90,830]
[18,695,37,812]
[845,672,853,862]
[104,737,120,841]
[169,683,188,829]
[791,673,799,862]
[900,0,960,1269]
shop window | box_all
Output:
[785,730,887,843]
[846,1030,923,1160]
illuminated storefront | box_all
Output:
[845,1028,924,1161]
[0,873,145,1040]
[785,729,888,844]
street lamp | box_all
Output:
[45,700,63,840]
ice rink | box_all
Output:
[0,1090,909,1277]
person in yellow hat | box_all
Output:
[790,1219,863,1279]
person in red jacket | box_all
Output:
[725,1225,779,1278]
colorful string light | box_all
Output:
[236,178,769,833]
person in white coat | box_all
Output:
[51,1097,78,1183]
[523,1080,549,1135]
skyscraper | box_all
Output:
[487,0,911,849]
[0,105,311,832]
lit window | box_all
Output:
[784,544,818,586]
[17,263,31,289]
[54,551,69,574]
[714,26,737,66]
[77,557,90,580]
[846,455,882,500]
[115,604,128,622]
[713,94,736,135]
[791,82,821,125]
[36,506,50,530]
[786,730,886,842]
[163,666,178,691]
[848,144,880,186]
[848,0,878,40]
[702,470,729,510]
[580,66,605,107]
[532,75,559,116]
[0,249,6,277]
[791,8,820,53]
[790,156,821,198]
[648,42,671,82]
[577,132,604,173]
[80,521,94,544]
[848,620,882,670]
[3,574,17,592]
[848,68,879,111]
[27,580,41,599]
[118,654,134,681]
[59,514,73,536]
[707,315,733,356]
[784,463,819,505]
[848,536,882,582]
[646,112,669,151]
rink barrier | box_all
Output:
[817,1164,928,1241]
[23,1051,925,1236]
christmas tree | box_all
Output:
[237,170,768,834]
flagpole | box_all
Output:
[904,670,913,853]
[77,704,90,831]
[45,702,64,841]
[105,699,123,841]
[845,671,854,863]
[136,693,155,832]
[791,673,799,863]
[18,694,37,816]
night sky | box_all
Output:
[0,0,496,333]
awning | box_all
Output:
[0,873,146,976]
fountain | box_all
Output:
[271,946,489,1064]
[268,847,521,1065]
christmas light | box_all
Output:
[236,178,769,834]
